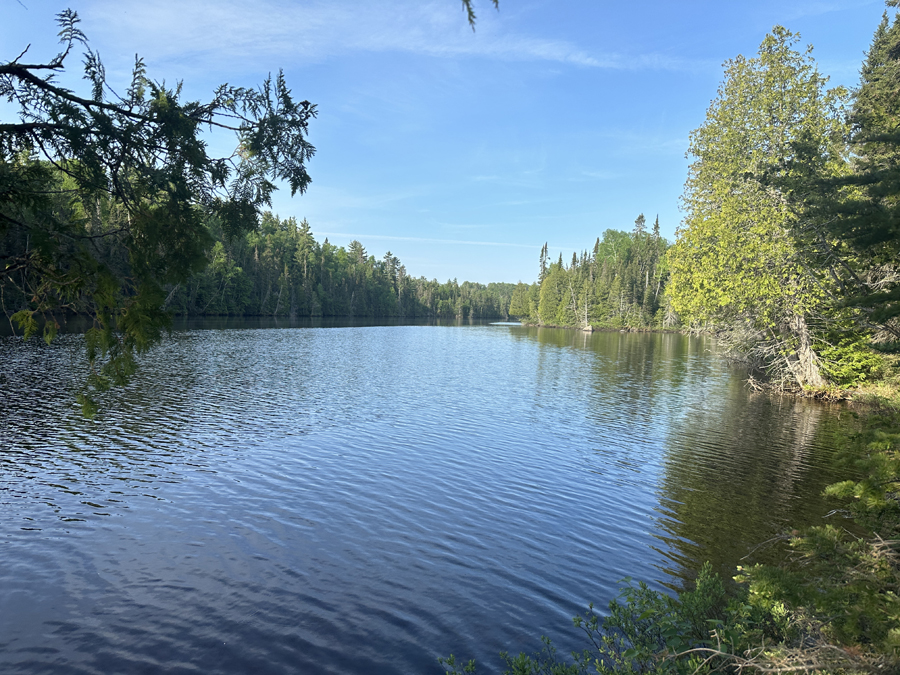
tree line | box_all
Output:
[511,10,900,394]
[4,5,900,400]
[508,215,672,330]
[165,211,516,320]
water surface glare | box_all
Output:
[0,324,853,674]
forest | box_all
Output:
[167,208,666,328]
[158,212,516,321]
[5,9,896,397]
[508,215,672,331]
[508,18,900,397]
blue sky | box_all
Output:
[3,0,889,283]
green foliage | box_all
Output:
[817,334,885,385]
[439,654,477,674]
[738,526,898,651]
[816,7,900,333]
[521,221,670,330]
[500,637,585,675]
[823,417,900,534]
[1,10,315,412]
[668,5,900,390]
[10,309,38,340]
[509,282,537,318]
[668,27,849,390]
[163,212,516,320]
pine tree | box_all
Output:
[539,242,549,283]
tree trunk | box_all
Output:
[273,278,283,317]
[785,312,827,388]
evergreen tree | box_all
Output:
[0,11,315,410]
[826,4,900,335]
[508,282,533,318]
[527,226,670,330]
[667,27,849,388]
[538,260,566,325]
[539,242,549,283]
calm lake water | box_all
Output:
[0,322,855,674]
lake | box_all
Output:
[0,322,854,674]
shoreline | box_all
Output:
[515,320,684,334]
[517,319,900,407]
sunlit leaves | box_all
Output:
[668,27,850,388]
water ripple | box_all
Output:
[0,325,854,674]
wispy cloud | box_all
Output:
[85,0,710,73]
[778,0,879,22]
[307,185,428,210]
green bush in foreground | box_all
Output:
[738,413,900,660]
[441,563,786,675]
[442,411,900,674]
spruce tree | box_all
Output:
[829,4,900,334]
